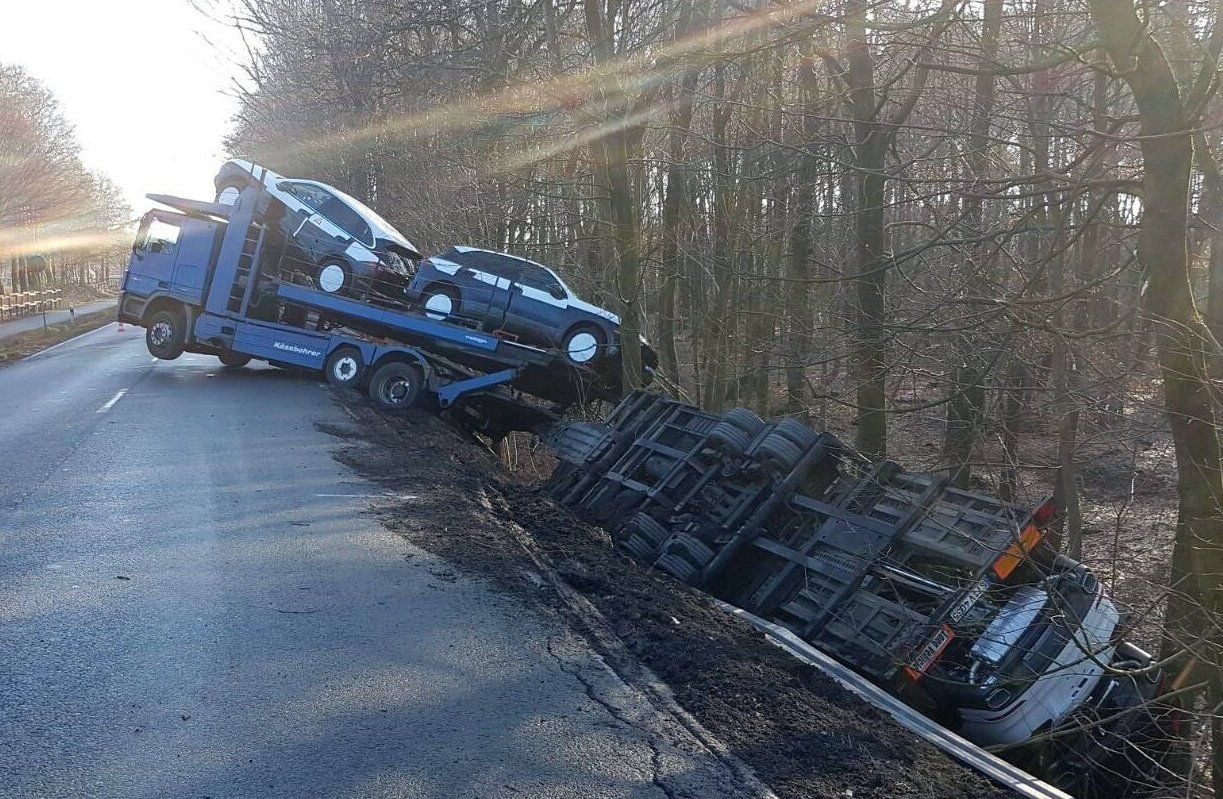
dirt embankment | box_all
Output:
[323,398,1012,799]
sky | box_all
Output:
[1,0,247,214]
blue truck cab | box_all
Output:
[119,186,608,435]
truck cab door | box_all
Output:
[126,211,219,306]
[169,216,220,300]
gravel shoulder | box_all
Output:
[324,396,1012,799]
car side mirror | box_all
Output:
[548,285,566,300]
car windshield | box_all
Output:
[451,248,572,294]
[324,186,400,240]
[279,180,414,252]
[278,181,370,244]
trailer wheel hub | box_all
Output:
[333,356,358,380]
[386,379,409,402]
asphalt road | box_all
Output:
[0,325,762,799]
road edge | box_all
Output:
[484,485,782,799]
[7,309,119,366]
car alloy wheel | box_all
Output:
[422,286,459,320]
[424,292,454,318]
[563,327,604,364]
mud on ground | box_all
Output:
[323,397,1012,799]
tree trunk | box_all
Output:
[1087,1,1223,792]
[845,0,888,458]
[943,0,1001,486]
[785,52,820,416]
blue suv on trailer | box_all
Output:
[406,246,657,370]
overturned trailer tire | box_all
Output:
[706,422,753,456]
[751,431,805,474]
[655,533,716,585]
[621,512,669,562]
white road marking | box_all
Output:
[96,389,127,414]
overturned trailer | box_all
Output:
[542,391,1175,798]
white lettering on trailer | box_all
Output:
[273,342,322,357]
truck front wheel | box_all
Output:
[369,361,423,412]
[146,309,186,360]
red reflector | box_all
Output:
[993,524,1043,580]
[1031,500,1057,525]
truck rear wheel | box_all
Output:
[325,346,365,389]
[218,353,251,368]
[369,361,423,412]
[146,309,186,360]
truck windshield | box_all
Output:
[140,218,181,254]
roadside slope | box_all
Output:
[327,398,1012,799]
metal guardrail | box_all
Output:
[716,601,1073,799]
[0,289,63,321]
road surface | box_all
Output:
[0,324,762,799]
[0,298,116,340]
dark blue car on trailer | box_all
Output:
[406,246,657,371]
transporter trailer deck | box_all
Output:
[120,187,612,435]
[542,391,1177,799]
